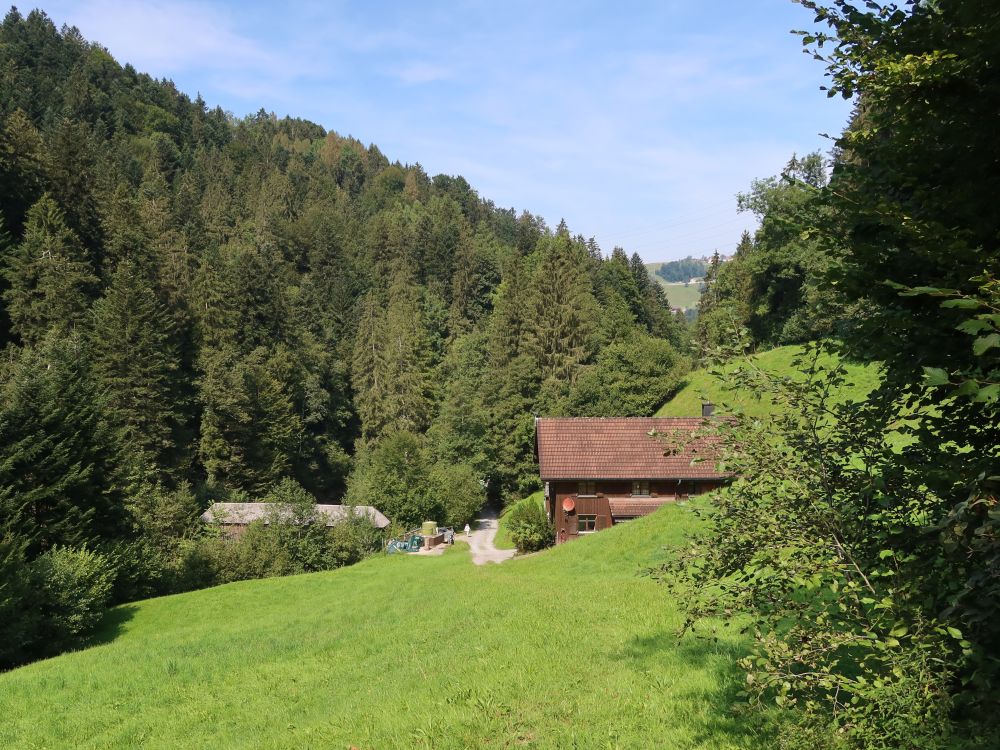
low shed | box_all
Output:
[201,503,391,536]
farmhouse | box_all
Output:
[535,415,729,543]
[201,503,391,537]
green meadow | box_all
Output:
[643,264,705,309]
[657,344,881,419]
[0,503,756,750]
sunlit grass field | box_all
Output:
[0,503,756,749]
[657,344,881,419]
[644,264,705,309]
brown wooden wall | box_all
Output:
[545,479,722,544]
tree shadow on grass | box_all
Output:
[617,628,773,748]
[87,604,139,648]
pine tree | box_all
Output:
[350,264,436,444]
[382,264,435,434]
[0,108,44,237]
[523,235,598,382]
[487,255,529,366]
[351,290,389,443]
[1,193,97,343]
[198,344,303,493]
[90,260,183,480]
[0,335,125,554]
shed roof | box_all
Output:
[200,503,391,529]
[535,417,728,481]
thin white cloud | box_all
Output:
[53,1,275,72]
[391,62,453,84]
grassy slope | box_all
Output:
[0,504,754,750]
[645,263,704,309]
[494,491,544,550]
[657,345,881,419]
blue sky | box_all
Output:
[41,0,852,262]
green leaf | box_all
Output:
[898,285,957,297]
[957,319,993,335]
[955,380,980,398]
[922,367,950,386]
[941,298,983,309]
[889,625,908,637]
[973,333,1000,355]
[974,384,999,403]
[947,626,963,640]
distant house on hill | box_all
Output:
[201,503,391,537]
[535,414,729,544]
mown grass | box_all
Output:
[644,265,705,309]
[0,503,756,749]
[657,344,881,419]
[494,491,544,550]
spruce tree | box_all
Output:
[382,264,435,435]
[198,344,303,493]
[90,260,183,480]
[351,290,389,443]
[523,235,598,382]
[0,335,124,554]
[1,193,97,343]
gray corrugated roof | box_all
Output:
[200,503,391,529]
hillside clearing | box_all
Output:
[0,503,755,749]
[657,344,881,419]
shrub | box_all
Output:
[31,546,115,654]
[328,508,385,567]
[100,538,166,604]
[429,462,485,528]
[507,498,553,553]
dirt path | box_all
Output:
[465,507,516,565]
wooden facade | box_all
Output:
[546,478,723,543]
[535,417,729,544]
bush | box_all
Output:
[507,498,553,553]
[99,538,166,604]
[31,546,115,654]
[429,462,485,528]
[327,508,385,566]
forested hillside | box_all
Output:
[653,255,707,283]
[0,8,689,667]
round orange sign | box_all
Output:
[562,497,576,513]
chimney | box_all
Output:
[701,402,715,418]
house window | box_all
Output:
[577,481,596,496]
[578,514,597,533]
[631,481,650,496]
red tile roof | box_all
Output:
[536,417,728,480]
